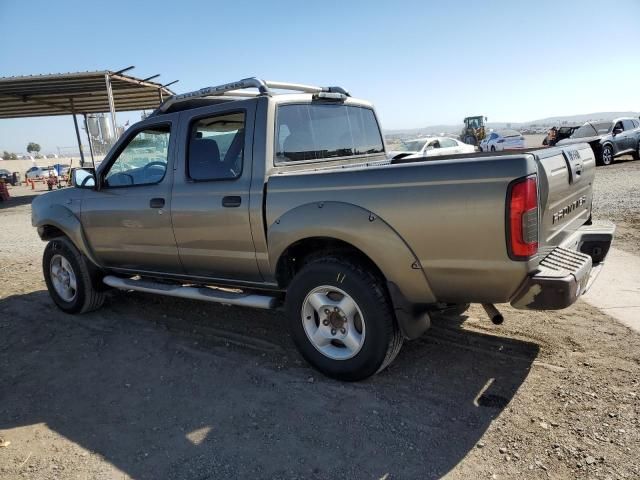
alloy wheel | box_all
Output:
[301,285,366,360]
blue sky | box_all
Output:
[1,0,639,153]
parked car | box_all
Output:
[25,166,46,179]
[542,126,580,146]
[556,118,640,166]
[479,129,525,152]
[388,136,476,160]
[32,77,614,381]
[0,169,17,186]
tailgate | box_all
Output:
[535,143,595,255]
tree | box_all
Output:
[26,142,41,154]
[2,151,17,160]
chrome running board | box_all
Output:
[103,275,279,310]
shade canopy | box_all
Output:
[0,69,176,119]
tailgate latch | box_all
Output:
[562,149,583,184]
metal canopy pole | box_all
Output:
[83,113,96,170]
[104,73,117,138]
[70,98,86,167]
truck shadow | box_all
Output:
[0,192,40,209]
[0,290,539,479]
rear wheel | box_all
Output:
[632,141,640,160]
[285,257,402,381]
[600,144,614,166]
[43,237,106,314]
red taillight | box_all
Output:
[507,176,538,259]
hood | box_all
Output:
[32,186,81,210]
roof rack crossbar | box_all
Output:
[159,77,350,112]
[264,80,322,93]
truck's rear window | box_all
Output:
[276,104,384,163]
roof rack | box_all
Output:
[158,77,350,112]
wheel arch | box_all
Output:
[33,203,100,268]
[268,202,437,339]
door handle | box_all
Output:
[150,198,165,208]
[222,195,242,208]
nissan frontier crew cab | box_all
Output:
[32,78,615,381]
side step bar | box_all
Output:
[103,276,279,310]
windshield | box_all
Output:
[499,129,521,138]
[466,117,482,128]
[572,122,612,138]
[401,140,426,152]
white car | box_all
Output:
[480,130,526,152]
[25,166,46,179]
[388,136,476,160]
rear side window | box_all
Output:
[187,112,245,181]
[276,104,384,163]
[622,120,635,130]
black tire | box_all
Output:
[285,257,403,381]
[490,145,496,152]
[600,144,614,166]
[632,141,640,160]
[43,237,106,314]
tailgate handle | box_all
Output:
[222,195,242,208]
[562,150,584,184]
[575,162,582,176]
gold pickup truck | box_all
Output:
[32,78,614,380]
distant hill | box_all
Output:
[384,111,640,137]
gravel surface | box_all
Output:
[591,157,640,255]
[0,171,639,479]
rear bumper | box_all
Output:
[510,221,615,310]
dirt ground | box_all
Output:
[0,159,639,479]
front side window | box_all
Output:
[104,126,170,187]
[276,104,384,163]
[188,112,245,181]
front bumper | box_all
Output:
[510,221,615,310]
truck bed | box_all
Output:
[266,144,595,305]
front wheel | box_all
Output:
[632,142,640,160]
[600,144,614,166]
[43,237,106,314]
[490,145,496,152]
[285,257,403,381]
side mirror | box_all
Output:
[613,128,623,136]
[72,168,96,188]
